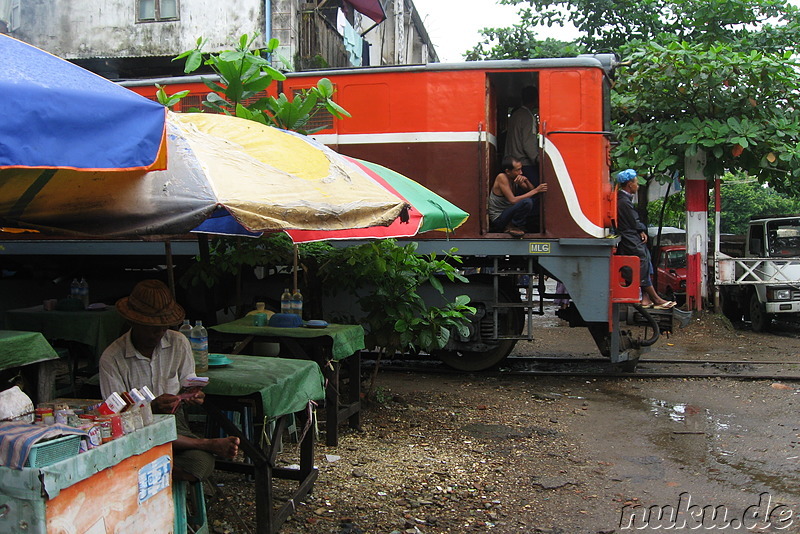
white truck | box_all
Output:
[715,215,800,331]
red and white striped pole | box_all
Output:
[685,151,708,311]
[713,177,722,311]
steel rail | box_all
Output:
[363,354,800,380]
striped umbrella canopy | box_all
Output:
[0,113,406,237]
[285,157,469,243]
[0,34,167,172]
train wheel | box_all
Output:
[435,339,519,372]
[435,294,524,371]
[749,292,771,332]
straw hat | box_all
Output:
[116,280,185,327]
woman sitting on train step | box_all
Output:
[615,168,676,309]
[488,156,548,237]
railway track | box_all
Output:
[365,355,800,380]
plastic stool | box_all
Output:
[173,480,208,534]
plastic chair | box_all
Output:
[173,479,208,534]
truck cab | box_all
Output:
[717,215,800,331]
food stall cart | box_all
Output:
[0,415,176,533]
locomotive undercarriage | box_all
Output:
[415,240,663,372]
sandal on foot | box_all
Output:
[653,301,676,309]
[505,225,525,238]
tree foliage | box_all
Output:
[646,179,800,235]
[613,39,800,192]
[719,180,800,234]
[465,19,582,60]
[497,0,800,53]
[159,33,350,134]
[475,0,800,196]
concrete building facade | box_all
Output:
[1,0,437,78]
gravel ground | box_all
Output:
[202,309,800,534]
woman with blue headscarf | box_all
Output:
[616,169,676,309]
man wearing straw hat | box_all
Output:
[100,279,239,481]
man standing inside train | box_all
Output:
[505,86,540,190]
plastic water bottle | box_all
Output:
[190,320,209,373]
[291,289,303,318]
[179,319,192,341]
[79,278,89,308]
[280,288,292,314]
[70,278,80,300]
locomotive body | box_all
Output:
[123,55,654,370]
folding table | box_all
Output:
[200,355,325,533]
[211,319,364,446]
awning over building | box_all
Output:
[345,0,386,23]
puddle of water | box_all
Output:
[635,395,800,497]
[647,399,733,432]
[590,387,800,499]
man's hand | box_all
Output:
[640,231,648,243]
[181,388,205,406]
[152,393,181,414]
[535,183,548,194]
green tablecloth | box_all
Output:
[4,306,127,359]
[0,330,59,370]
[200,355,325,418]
[210,318,365,361]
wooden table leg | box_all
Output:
[324,361,340,447]
[37,360,57,403]
[204,399,318,534]
[346,350,362,431]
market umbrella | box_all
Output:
[0,34,167,172]
[286,157,469,243]
[0,112,407,236]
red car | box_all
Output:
[653,245,687,303]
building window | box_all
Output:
[9,0,21,31]
[137,0,179,22]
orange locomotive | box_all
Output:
[125,55,658,371]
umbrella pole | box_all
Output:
[198,234,216,326]
[164,240,175,297]
[293,244,299,292]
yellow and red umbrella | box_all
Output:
[0,113,407,237]
[286,157,468,243]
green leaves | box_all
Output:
[173,37,206,74]
[612,37,800,188]
[166,34,347,135]
[155,84,189,109]
[320,240,475,355]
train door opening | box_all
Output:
[485,71,541,235]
